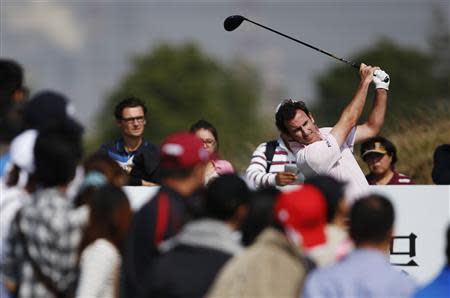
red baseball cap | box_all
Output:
[160,132,211,169]
[275,185,327,249]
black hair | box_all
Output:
[275,99,311,135]
[80,185,131,253]
[432,144,450,185]
[114,97,147,120]
[360,136,398,166]
[305,175,345,223]
[0,59,23,101]
[241,187,280,246]
[189,119,219,151]
[350,194,394,245]
[34,126,83,187]
[204,174,250,221]
[89,185,130,231]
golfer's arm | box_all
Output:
[355,89,388,143]
[331,79,371,146]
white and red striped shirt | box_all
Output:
[245,137,304,190]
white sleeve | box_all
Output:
[75,240,120,298]
[345,126,357,151]
[296,134,341,174]
[246,143,277,189]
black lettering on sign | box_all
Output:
[390,233,418,267]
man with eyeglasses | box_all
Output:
[99,97,161,186]
[247,64,389,202]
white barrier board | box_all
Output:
[124,185,450,285]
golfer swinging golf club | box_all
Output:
[246,64,389,203]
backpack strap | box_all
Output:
[264,140,278,173]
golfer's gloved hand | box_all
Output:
[373,69,390,90]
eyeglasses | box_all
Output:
[201,139,216,146]
[121,116,145,124]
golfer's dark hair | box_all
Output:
[305,175,345,223]
[361,136,398,166]
[275,99,311,134]
[0,59,23,100]
[114,97,147,120]
[204,174,250,221]
[241,187,279,246]
[190,119,219,151]
[350,194,394,245]
[34,126,83,187]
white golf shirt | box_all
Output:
[295,127,369,203]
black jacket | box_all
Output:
[121,186,191,298]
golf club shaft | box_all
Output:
[244,17,360,69]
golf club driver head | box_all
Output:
[224,15,245,31]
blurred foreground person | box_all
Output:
[303,194,416,298]
[1,124,88,298]
[207,185,326,298]
[414,224,449,298]
[240,187,279,246]
[305,175,352,266]
[76,186,132,298]
[432,144,450,184]
[361,136,414,185]
[121,132,210,297]
[190,120,234,185]
[0,59,27,178]
[138,174,249,298]
[74,153,128,207]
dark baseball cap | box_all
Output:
[23,90,83,134]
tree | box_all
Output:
[313,38,441,129]
[93,42,267,170]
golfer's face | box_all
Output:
[285,109,320,145]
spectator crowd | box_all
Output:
[1,58,449,298]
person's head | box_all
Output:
[204,174,250,228]
[432,144,450,185]
[114,97,147,139]
[74,153,129,207]
[349,194,394,248]
[159,132,211,196]
[23,90,83,134]
[241,187,280,246]
[85,185,132,251]
[34,125,83,188]
[0,59,27,143]
[274,185,327,250]
[305,175,348,226]
[190,119,219,154]
[0,59,26,104]
[275,99,320,145]
[361,137,397,177]
[83,153,128,186]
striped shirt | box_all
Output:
[0,188,88,298]
[246,137,304,190]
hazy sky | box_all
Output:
[1,0,447,136]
